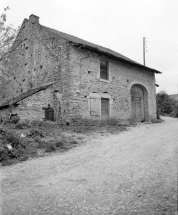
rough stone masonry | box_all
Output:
[0,14,161,125]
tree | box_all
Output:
[0,7,19,84]
[156,91,178,117]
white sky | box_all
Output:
[1,0,178,95]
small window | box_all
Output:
[101,98,109,118]
[100,60,109,80]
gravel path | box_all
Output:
[1,117,178,215]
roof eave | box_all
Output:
[0,82,54,109]
[69,42,162,74]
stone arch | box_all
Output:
[129,82,149,122]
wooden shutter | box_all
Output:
[100,60,108,80]
[90,96,100,116]
[101,98,109,118]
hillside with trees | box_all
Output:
[156,91,178,118]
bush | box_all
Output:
[1,159,19,166]
[55,137,72,150]
[0,126,81,165]
[15,120,31,129]
[27,129,44,138]
[157,91,178,117]
[54,135,79,150]
[45,142,56,153]
[65,136,79,145]
[0,129,29,162]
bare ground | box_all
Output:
[1,117,178,215]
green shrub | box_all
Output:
[45,142,56,153]
[66,136,79,145]
[55,136,75,150]
[157,91,178,117]
[1,159,19,166]
[55,138,66,148]
[0,129,29,162]
[15,120,31,129]
[27,129,44,138]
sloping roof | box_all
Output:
[42,25,161,74]
[0,82,54,109]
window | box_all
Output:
[100,60,109,80]
[101,98,109,118]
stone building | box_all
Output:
[0,14,161,125]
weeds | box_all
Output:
[0,127,81,166]
[27,129,45,138]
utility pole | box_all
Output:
[143,37,146,66]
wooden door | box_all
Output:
[101,98,109,118]
[131,85,144,123]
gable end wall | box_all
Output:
[0,20,73,121]
[65,45,156,124]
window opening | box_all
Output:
[100,60,109,80]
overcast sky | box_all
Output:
[1,0,178,95]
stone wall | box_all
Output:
[0,15,71,122]
[65,45,156,124]
[0,15,157,125]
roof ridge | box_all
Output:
[29,20,161,74]
[42,25,140,64]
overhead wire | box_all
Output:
[6,0,178,50]
[8,0,29,17]
[147,40,178,47]
[100,0,145,42]
[74,0,141,44]
[22,0,54,27]
[5,2,25,20]
[7,0,160,52]
[7,1,177,70]
[104,0,142,41]
[79,1,141,54]
[73,0,133,34]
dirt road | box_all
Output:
[1,117,178,215]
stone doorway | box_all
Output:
[130,84,149,123]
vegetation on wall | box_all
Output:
[156,91,178,118]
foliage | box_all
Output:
[0,7,19,84]
[156,91,178,117]
[0,126,81,166]
[27,129,45,138]
[0,128,30,163]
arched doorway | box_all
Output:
[130,84,149,123]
